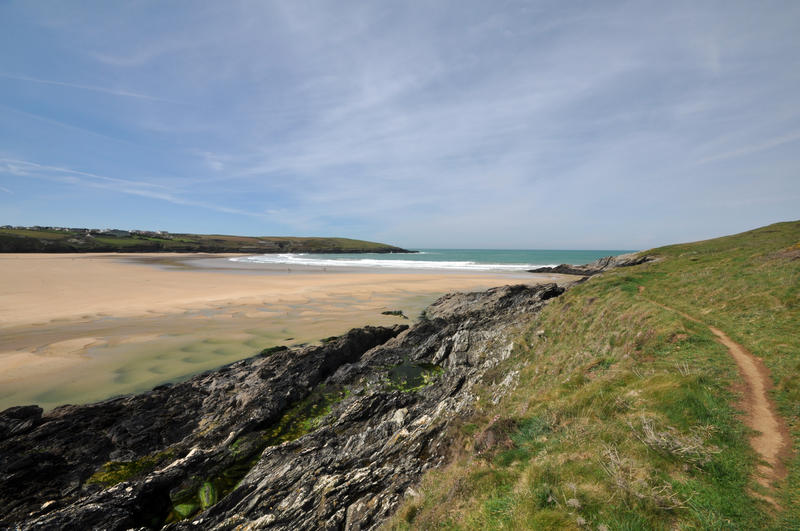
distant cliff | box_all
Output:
[0,226,413,254]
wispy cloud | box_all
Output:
[0,103,141,146]
[0,158,268,219]
[696,131,800,165]
[0,72,176,102]
[0,158,167,189]
[1,1,799,246]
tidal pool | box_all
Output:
[0,292,436,412]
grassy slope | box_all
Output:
[388,221,799,530]
[0,228,409,253]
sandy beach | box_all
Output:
[0,253,567,411]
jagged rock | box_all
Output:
[0,283,564,530]
[0,405,43,438]
[529,252,653,276]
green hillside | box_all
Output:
[389,221,800,530]
[0,226,411,254]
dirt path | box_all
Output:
[642,292,790,506]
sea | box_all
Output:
[230,249,636,272]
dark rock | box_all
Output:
[0,405,43,439]
[529,252,654,276]
[1,284,565,531]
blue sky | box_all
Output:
[1,1,798,249]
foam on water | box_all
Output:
[230,253,553,271]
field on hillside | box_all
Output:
[0,227,409,254]
[389,221,800,530]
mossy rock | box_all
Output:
[385,362,443,392]
[173,503,199,519]
[85,449,174,486]
[259,345,288,357]
[198,482,217,509]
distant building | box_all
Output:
[99,229,132,237]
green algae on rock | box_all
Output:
[165,385,353,523]
[85,449,175,487]
[385,361,443,392]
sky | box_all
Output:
[0,1,798,250]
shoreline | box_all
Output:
[116,252,546,277]
[0,253,556,327]
[0,253,572,411]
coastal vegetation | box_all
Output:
[1,221,797,529]
[0,226,411,253]
[388,220,799,529]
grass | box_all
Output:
[386,220,799,530]
[0,228,71,239]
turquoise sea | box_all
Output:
[231,249,637,272]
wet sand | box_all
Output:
[0,253,567,411]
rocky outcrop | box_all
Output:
[0,283,563,530]
[529,252,653,276]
